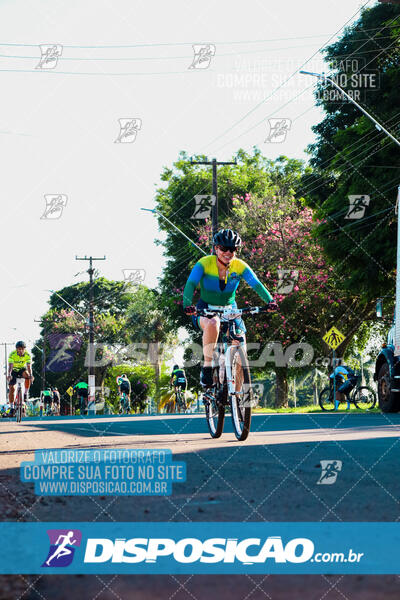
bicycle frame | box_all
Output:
[203,306,251,399]
[120,392,130,413]
[15,377,25,421]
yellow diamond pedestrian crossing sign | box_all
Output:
[323,326,346,350]
[66,386,74,396]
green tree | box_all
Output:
[125,286,177,394]
[155,149,289,328]
[104,364,155,413]
[31,278,132,397]
[223,169,362,407]
[304,3,400,303]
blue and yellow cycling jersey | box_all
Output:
[8,350,31,371]
[183,255,273,308]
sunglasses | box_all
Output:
[217,245,237,253]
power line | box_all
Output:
[200,0,375,152]
[211,32,400,154]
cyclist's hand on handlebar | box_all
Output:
[184,305,197,316]
[267,301,278,311]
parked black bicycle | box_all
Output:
[319,374,376,411]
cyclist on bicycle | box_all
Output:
[117,374,131,412]
[183,229,276,387]
[330,362,358,410]
[7,341,34,415]
[74,379,89,414]
[170,364,187,408]
[52,387,61,415]
[41,387,53,414]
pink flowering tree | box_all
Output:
[205,193,366,407]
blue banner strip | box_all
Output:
[0,522,399,574]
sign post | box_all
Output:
[323,327,346,410]
[66,386,73,415]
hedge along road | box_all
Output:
[1,412,400,599]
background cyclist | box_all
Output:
[117,374,131,412]
[52,387,61,415]
[74,379,89,415]
[183,228,276,387]
[7,341,34,415]
[41,387,53,414]
[330,361,358,410]
[169,364,187,408]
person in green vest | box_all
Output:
[41,387,53,415]
[74,380,89,415]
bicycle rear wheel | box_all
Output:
[319,387,336,411]
[204,367,226,438]
[353,386,376,410]
[230,346,252,441]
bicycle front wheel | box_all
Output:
[319,387,335,411]
[15,389,22,423]
[353,386,376,410]
[204,367,226,438]
[230,346,252,441]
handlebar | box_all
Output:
[195,306,276,318]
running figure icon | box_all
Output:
[42,529,82,567]
[46,531,77,566]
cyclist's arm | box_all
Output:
[241,264,273,303]
[183,261,205,308]
[7,362,13,377]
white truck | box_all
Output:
[374,186,400,412]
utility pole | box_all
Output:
[0,342,12,403]
[75,255,106,412]
[190,158,237,237]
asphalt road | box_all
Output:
[1,412,400,599]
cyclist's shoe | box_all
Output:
[200,366,213,388]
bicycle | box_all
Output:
[119,392,131,414]
[196,305,272,441]
[14,377,26,423]
[174,385,187,413]
[44,402,54,416]
[319,375,376,411]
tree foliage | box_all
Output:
[303,3,400,302]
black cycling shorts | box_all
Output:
[9,369,28,386]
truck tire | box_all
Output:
[377,362,400,413]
